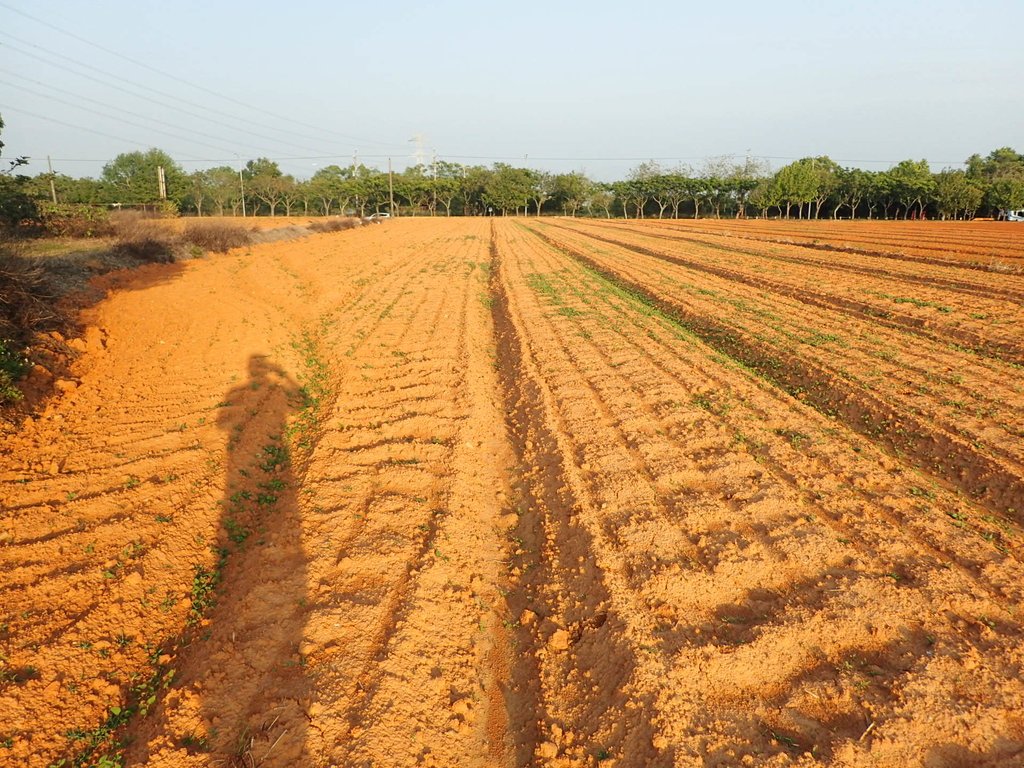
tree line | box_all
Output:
[4,140,1024,226]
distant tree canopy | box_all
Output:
[101,148,186,206]
[15,139,1024,221]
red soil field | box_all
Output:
[1,218,1022,767]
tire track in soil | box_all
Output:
[492,220,1024,767]
[509,229,1024,604]
[126,229,442,768]
[522,223,1024,520]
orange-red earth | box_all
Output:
[2,218,1022,767]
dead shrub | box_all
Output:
[0,241,64,403]
[307,217,361,233]
[181,220,252,253]
[111,213,179,262]
[0,244,63,341]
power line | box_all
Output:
[0,64,347,158]
[0,103,206,159]
[0,78,271,158]
[0,1,405,151]
[0,35,346,156]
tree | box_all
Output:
[774,158,834,218]
[682,175,709,219]
[774,161,816,218]
[888,159,935,219]
[966,147,1024,215]
[623,161,660,218]
[309,165,349,216]
[398,168,432,216]
[832,167,871,219]
[102,148,185,205]
[458,166,490,216]
[435,177,460,216]
[808,157,841,218]
[748,178,782,218]
[551,172,592,217]
[185,170,210,216]
[934,169,983,220]
[530,171,554,217]
[279,176,300,216]
[484,164,534,215]
[245,158,285,216]
[728,156,768,218]
[203,167,240,216]
[989,173,1024,214]
[588,184,615,218]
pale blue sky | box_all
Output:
[1,0,1020,180]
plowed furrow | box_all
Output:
[490,219,1024,765]
[602,219,1024,301]
[636,218,1024,268]
[490,223,668,767]
[551,221,1024,365]
[523,223,1024,518]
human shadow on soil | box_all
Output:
[128,355,312,766]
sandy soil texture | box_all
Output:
[1,218,1022,768]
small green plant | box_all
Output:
[259,444,289,473]
[224,519,250,545]
[188,564,220,624]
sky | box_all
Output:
[1,0,1021,182]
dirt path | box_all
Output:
[2,218,1023,767]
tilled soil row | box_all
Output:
[642,219,1024,266]
[521,223,1024,519]
[604,219,1024,303]
[1,221,517,768]
[537,224,1024,470]
[2,218,1023,768]
[546,221,1024,366]
[487,220,1023,767]
[125,220,519,768]
[489,221,667,766]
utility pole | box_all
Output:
[388,157,395,216]
[431,149,437,217]
[157,166,167,200]
[239,169,246,217]
[46,155,57,204]
[353,150,358,177]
